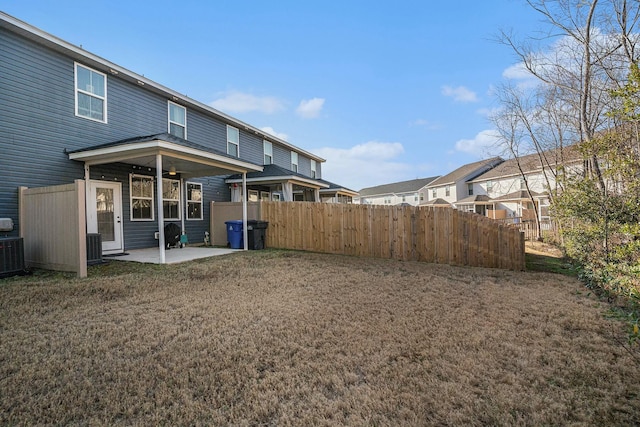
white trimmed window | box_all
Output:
[186,182,203,220]
[130,175,154,221]
[468,183,474,196]
[168,101,186,138]
[75,63,107,122]
[486,180,494,193]
[432,189,437,198]
[272,193,281,201]
[260,191,270,201]
[291,151,298,173]
[248,190,259,202]
[311,159,317,179]
[163,178,181,220]
[263,140,273,165]
[445,185,450,197]
[227,126,239,157]
[520,178,526,190]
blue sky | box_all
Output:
[3,1,543,191]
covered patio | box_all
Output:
[68,133,263,264]
[226,164,329,202]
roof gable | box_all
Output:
[358,176,439,197]
[427,157,503,188]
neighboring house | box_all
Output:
[354,177,439,206]
[0,12,347,257]
[424,157,504,210]
[470,148,582,221]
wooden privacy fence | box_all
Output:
[260,201,525,270]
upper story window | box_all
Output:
[186,182,203,220]
[291,151,299,173]
[445,185,450,197]
[520,178,526,190]
[75,63,107,123]
[227,126,239,157]
[130,175,154,221]
[468,183,474,196]
[420,193,424,201]
[163,178,181,220]
[486,180,494,193]
[311,159,317,179]
[168,102,186,138]
[432,189,437,198]
[263,140,273,165]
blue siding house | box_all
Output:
[0,12,342,259]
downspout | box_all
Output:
[156,154,166,264]
[242,172,248,251]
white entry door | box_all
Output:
[88,181,124,254]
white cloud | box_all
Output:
[502,63,531,80]
[296,98,325,118]
[454,129,501,157]
[312,141,413,191]
[260,126,289,141]
[441,85,478,103]
[210,91,284,114]
[410,118,440,130]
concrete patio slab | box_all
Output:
[109,246,240,264]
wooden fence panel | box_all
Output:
[260,202,525,270]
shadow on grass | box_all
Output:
[526,252,577,277]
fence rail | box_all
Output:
[494,218,558,241]
[260,202,525,270]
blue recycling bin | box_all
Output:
[225,220,244,249]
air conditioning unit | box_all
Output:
[0,237,25,278]
[86,233,103,265]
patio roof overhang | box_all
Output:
[319,187,359,197]
[225,175,330,190]
[68,134,263,177]
[68,133,262,263]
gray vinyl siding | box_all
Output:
[238,131,264,165]
[297,156,311,177]
[1,23,322,247]
[272,145,292,170]
[185,110,227,153]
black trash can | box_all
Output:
[246,220,269,250]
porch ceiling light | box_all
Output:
[169,166,177,176]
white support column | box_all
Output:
[180,178,185,238]
[242,172,248,251]
[156,154,166,264]
[314,188,320,202]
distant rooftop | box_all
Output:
[358,176,439,197]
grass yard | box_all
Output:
[1,249,639,425]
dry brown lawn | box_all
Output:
[1,250,639,426]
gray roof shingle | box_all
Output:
[358,176,439,197]
[427,157,503,187]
